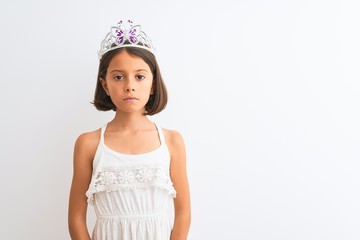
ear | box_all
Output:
[100,78,110,95]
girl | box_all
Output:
[68,20,191,240]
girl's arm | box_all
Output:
[68,132,97,240]
[167,130,191,240]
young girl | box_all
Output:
[68,20,191,240]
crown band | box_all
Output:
[98,20,155,59]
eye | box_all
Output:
[114,75,124,81]
[136,75,145,81]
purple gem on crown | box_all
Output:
[116,29,124,44]
[129,28,137,43]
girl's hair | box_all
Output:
[92,47,168,115]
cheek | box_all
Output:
[143,79,153,92]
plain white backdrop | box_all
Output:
[0,0,359,239]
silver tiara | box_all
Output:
[98,20,155,59]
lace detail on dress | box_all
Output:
[86,165,177,205]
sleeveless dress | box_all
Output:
[86,123,177,240]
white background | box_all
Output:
[0,0,359,239]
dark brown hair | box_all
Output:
[92,47,168,115]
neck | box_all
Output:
[109,110,153,131]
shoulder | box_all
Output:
[75,129,101,148]
[163,128,185,145]
[162,128,186,157]
[73,128,102,161]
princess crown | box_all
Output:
[98,19,155,59]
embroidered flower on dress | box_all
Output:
[137,169,153,183]
[118,171,135,184]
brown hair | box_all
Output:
[92,47,168,115]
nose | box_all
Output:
[124,80,135,92]
[125,87,135,92]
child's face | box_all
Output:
[100,51,154,114]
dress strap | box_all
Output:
[99,124,107,145]
[91,124,107,170]
[154,122,166,145]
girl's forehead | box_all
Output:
[108,51,150,71]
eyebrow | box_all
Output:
[110,69,149,73]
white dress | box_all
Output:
[86,123,177,240]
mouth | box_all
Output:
[123,97,139,101]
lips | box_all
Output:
[123,97,139,101]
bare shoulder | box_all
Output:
[162,128,186,157]
[75,129,101,147]
[74,128,102,163]
[75,129,100,150]
[162,128,185,144]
